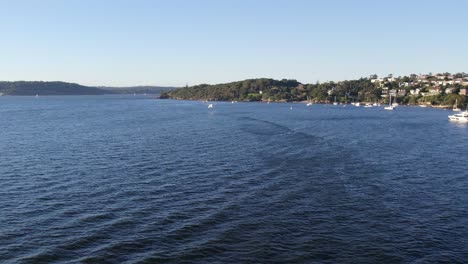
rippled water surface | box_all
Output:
[0,96,467,263]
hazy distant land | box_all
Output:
[0,81,176,96]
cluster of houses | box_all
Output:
[370,73,468,97]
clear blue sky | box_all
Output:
[1,0,467,87]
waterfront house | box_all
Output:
[428,86,441,95]
[410,88,421,95]
[418,75,428,80]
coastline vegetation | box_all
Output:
[161,74,468,108]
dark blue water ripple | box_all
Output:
[0,96,467,263]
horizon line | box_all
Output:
[1,70,467,87]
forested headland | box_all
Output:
[160,74,468,107]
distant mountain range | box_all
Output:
[0,81,177,96]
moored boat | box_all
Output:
[384,95,394,110]
[453,99,461,112]
[448,111,468,123]
[333,96,338,105]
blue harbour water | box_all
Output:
[0,95,467,263]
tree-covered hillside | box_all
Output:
[160,78,378,102]
[160,78,302,101]
[99,86,176,95]
[160,76,467,108]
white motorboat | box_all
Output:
[448,110,468,123]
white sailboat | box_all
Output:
[333,96,338,105]
[453,99,461,112]
[419,97,427,107]
[306,96,313,106]
[384,94,394,110]
[208,104,213,109]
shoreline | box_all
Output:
[161,98,460,109]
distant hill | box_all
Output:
[99,86,177,95]
[160,76,467,106]
[0,81,112,95]
[160,78,302,101]
[0,81,177,96]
